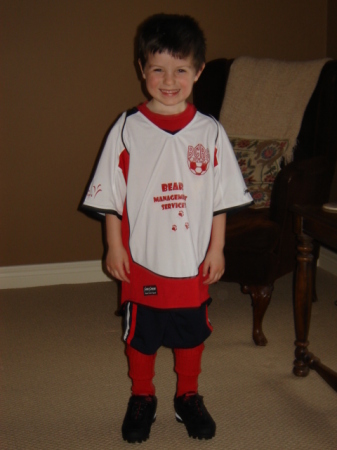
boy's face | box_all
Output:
[139,51,204,115]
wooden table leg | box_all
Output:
[293,232,314,377]
[307,353,337,391]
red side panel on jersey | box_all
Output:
[118,148,130,182]
[214,147,219,167]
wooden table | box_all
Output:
[291,204,337,391]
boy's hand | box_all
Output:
[105,213,130,283]
[203,248,225,285]
[105,245,130,283]
[203,213,226,284]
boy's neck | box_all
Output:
[145,99,189,116]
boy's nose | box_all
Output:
[163,72,175,85]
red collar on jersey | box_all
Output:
[137,102,197,133]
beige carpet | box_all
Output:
[1,269,337,450]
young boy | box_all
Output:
[82,13,252,443]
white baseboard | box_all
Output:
[0,249,336,290]
[318,246,337,277]
[0,260,111,289]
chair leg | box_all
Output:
[242,284,274,346]
[312,242,320,303]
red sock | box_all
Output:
[126,344,156,396]
[174,343,204,397]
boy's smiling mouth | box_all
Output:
[160,89,180,96]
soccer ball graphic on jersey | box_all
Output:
[187,144,210,175]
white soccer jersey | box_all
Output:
[83,104,252,308]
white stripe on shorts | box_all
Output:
[123,302,131,342]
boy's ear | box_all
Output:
[194,63,205,82]
[138,59,146,79]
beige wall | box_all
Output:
[0,0,329,266]
[327,0,337,58]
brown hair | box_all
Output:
[137,13,206,71]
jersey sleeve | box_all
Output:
[213,122,253,214]
[82,113,127,218]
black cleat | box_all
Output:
[122,395,157,443]
[174,393,216,440]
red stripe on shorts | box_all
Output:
[206,305,213,332]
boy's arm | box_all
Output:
[105,213,130,283]
[203,213,226,285]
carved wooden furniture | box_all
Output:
[193,59,337,345]
[292,204,337,392]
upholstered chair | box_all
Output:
[193,58,337,345]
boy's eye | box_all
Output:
[177,69,186,73]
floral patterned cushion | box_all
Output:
[229,137,289,209]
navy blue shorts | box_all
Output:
[122,300,213,355]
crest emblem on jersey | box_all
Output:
[187,144,210,175]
